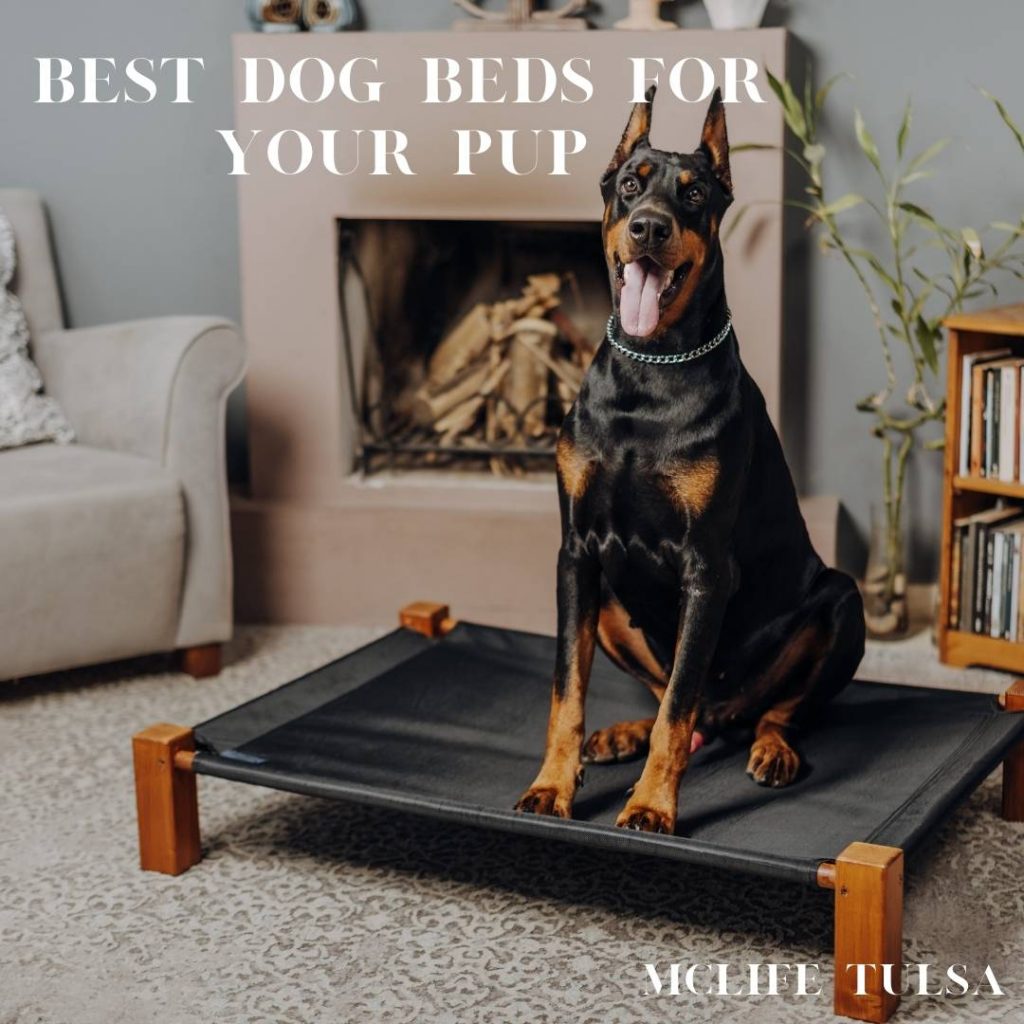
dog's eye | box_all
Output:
[686,185,707,206]
[620,176,640,196]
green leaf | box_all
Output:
[766,69,807,140]
[907,138,949,173]
[898,201,939,230]
[854,109,882,173]
[820,193,866,218]
[915,315,940,373]
[980,87,1024,152]
[856,390,887,412]
[897,99,912,159]
[845,246,901,295]
[923,438,946,451]
[803,142,826,167]
[961,227,984,260]
[898,170,934,187]
[731,142,778,153]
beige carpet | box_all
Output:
[0,625,1021,1024]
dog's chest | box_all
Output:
[571,445,690,583]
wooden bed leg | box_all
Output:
[399,602,457,638]
[132,724,202,875]
[180,643,222,679]
[824,843,903,1022]
[1002,680,1024,822]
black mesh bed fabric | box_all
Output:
[193,622,1024,887]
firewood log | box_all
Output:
[427,303,492,385]
[434,394,485,437]
[412,361,490,426]
[506,327,555,438]
[517,333,584,391]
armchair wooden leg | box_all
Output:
[1002,680,1024,821]
[132,724,202,875]
[180,643,222,679]
[819,842,904,1022]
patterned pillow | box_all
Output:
[0,207,74,450]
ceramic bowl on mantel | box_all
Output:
[249,0,303,32]
[703,0,770,29]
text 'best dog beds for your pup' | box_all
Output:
[132,602,1024,1024]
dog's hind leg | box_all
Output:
[746,570,865,788]
[583,597,667,764]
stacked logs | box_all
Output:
[410,273,594,472]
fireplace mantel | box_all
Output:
[230,29,832,629]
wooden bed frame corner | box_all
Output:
[130,602,1024,1021]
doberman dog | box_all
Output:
[514,86,865,834]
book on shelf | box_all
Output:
[950,504,1024,640]
[960,348,1013,477]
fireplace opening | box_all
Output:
[338,219,610,476]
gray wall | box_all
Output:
[2,0,1022,574]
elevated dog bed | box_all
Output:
[133,603,1024,1023]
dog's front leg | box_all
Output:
[515,546,600,818]
[617,543,734,834]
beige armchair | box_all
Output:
[0,189,245,680]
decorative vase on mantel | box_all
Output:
[702,0,770,29]
[615,0,676,30]
[863,503,909,639]
[302,0,358,31]
[249,0,302,32]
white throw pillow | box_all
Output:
[0,207,74,450]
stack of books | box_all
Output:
[957,348,1024,479]
[950,506,1024,637]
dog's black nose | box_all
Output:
[628,210,672,248]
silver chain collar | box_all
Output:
[606,310,733,365]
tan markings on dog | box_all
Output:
[654,228,708,334]
[597,599,667,694]
[678,169,695,186]
[637,162,653,178]
[662,455,719,517]
[603,213,629,268]
[516,614,596,815]
[543,618,595,766]
[556,436,595,500]
[615,707,698,830]
[583,717,655,763]
[703,623,828,731]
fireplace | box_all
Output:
[229,29,838,630]
[339,218,607,476]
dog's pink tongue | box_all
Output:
[690,731,705,754]
[620,261,665,338]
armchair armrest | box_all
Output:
[33,317,246,647]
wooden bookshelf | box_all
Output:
[938,303,1024,672]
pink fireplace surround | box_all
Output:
[230,29,839,631]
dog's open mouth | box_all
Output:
[615,255,691,339]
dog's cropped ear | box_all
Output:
[602,85,655,189]
[699,87,733,198]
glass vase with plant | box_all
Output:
[759,75,1024,636]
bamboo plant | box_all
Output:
[763,74,1024,634]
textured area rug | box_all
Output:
[0,626,1021,1024]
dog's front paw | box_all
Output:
[615,803,675,835]
[746,735,800,788]
[514,786,573,818]
[582,720,652,764]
